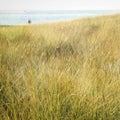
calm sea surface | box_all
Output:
[0,10,119,25]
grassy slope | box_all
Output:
[0,14,120,120]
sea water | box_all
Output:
[0,10,119,25]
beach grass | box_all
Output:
[0,14,120,120]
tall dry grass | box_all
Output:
[0,14,120,120]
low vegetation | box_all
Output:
[0,14,120,120]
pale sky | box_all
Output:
[0,0,120,10]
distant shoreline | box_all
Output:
[0,12,120,26]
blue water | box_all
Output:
[0,10,119,25]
